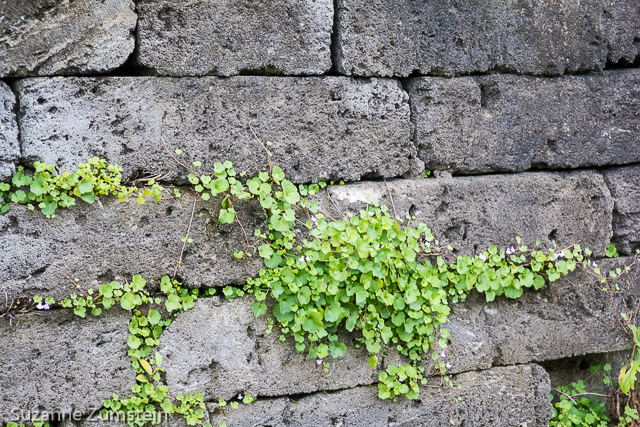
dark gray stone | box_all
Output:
[423,257,640,375]
[327,171,613,257]
[603,165,640,256]
[158,296,378,401]
[407,70,640,174]
[220,364,552,427]
[16,76,413,184]
[335,0,640,77]
[0,81,19,181]
[0,0,136,77]
[0,308,133,422]
[0,193,266,302]
[136,0,332,76]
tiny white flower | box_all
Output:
[426,242,431,248]
[36,301,44,310]
[478,253,487,261]
[305,256,311,262]
[446,361,452,370]
[369,211,374,217]
[237,394,243,400]
[592,261,598,268]
[299,256,305,263]
[440,351,446,358]
[316,359,323,365]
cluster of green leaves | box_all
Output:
[0,157,162,217]
[186,158,603,401]
[37,273,254,427]
[550,377,639,427]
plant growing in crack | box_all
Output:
[3,122,639,427]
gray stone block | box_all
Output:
[0,307,133,422]
[326,170,613,257]
[220,364,552,427]
[407,70,640,174]
[0,80,19,181]
[0,193,266,302]
[16,76,413,184]
[0,0,136,77]
[335,0,640,77]
[425,257,640,375]
[158,296,378,401]
[603,165,640,256]
[136,0,333,76]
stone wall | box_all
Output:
[1,1,639,426]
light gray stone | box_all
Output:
[423,257,640,375]
[0,80,19,181]
[16,76,413,184]
[0,307,133,422]
[407,70,640,174]
[158,296,378,401]
[327,171,613,257]
[335,0,640,77]
[0,193,266,302]
[0,0,136,77]
[220,364,552,427]
[603,165,640,256]
[136,0,333,76]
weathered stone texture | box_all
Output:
[408,70,640,174]
[0,194,265,302]
[0,308,133,422]
[159,296,378,401]
[0,0,136,77]
[0,81,19,181]
[603,165,640,256]
[327,171,613,257]
[335,0,640,77]
[136,0,333,76]
[221,364,552,427]
[426,257,639,375]
[16,76,413,184]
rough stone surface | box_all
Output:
[158,296,378,401]
[0,308,133,422]
[603,165,640,256]
[221,364,552,427]
[0,80,19,181]
[0,0,136,77]
[335,0,640,77]
[327,171,613,257]
[0,194,266,302]
[542,350,630,399]
[16,76,413,184]
[421,257,640,375]
[407,70,640,174]
[136,0,333,77]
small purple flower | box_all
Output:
[592,261,598,268]
[368,210,375,217]
[36,301,50,310]
[445,362,452,370]
[305,255,311,262]
[120,283,124,290]
[398,377,404,382]
[506,246,516,255]
[554,251,564,260]
[299,256,305,263]
[478,253,487,261]
[237,394,243,400]
[440,351,446,358]
[425,242,431,248]
[310,215,318,226]
[316,359,323,365]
